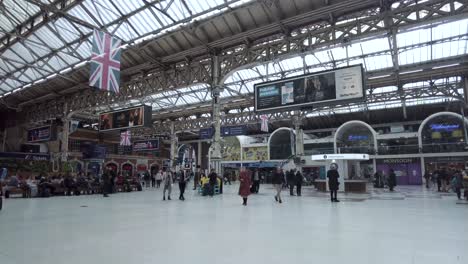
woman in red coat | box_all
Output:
[239,168,252,206]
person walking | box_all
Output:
[295,170,303,196]
[239,168,252,206]
[327,163,340,202]
[452,170,463,200]
[223,170,232,185]
[102,170,111,197]
[252,169,260,193]
[388,169,397,192]
[155,170,163,188]
[193,168,201,190]
[440,168,448,192]
[151,170,156,188]
[162,170,173,201]
[272,167,285,203]
[287,169,295,196]
[423,170,432,189]
[144,171,150,189]
[177,169,188,201]
[208,169,218,197]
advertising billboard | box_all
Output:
[133,139,159,151]
[81,143,107,160]
[254,65,365,112]
[27,126,53,143]
[99,105,152,131]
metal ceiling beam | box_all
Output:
[10,0,468,123]
[0,0,84,53]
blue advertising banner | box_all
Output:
[133,139,159,151]
[27,126,52,143]
[82,144,107,160]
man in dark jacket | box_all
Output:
[102,171,111,197]
[388,169,397,192]
[208,169,217,197]
[287,169,296,196]
[327,163,340,202]
[295,170,303,196]
[177,169,188,201]
[272,168,285,203]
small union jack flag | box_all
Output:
[120,130,131,146]
[260,115,269,132]
[90,29,121,93]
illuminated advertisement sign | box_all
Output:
[99,105,152,131]
[255,65,365,112]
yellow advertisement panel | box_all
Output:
[243,146,268,161]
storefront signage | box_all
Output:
[27,126,52,143]
[99,105,152,131]
[255,65,365,112]
[430,124,460,132]
[347,135,369,141]
[133,139,159,151]
[379,158,417,164]
[0,152,50,161]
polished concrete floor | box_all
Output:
[0,184,467,264]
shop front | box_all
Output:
[376,158,422,185]
[425,156,468,172]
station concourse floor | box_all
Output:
[0,184,467,264]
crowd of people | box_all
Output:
[0,170,142,198]
[2,164,466,208]
[424,168,467,200]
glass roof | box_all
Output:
[0,0,254,95]
[117,18,468,118]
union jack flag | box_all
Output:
[90,29,122,93]
[260,115,269,132]
[120,130,131,146]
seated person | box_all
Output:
[2,173,19,195]
[63,174,77,196]
[77,174,89,189]
[38,176,54,197]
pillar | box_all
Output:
[293,113,304,156]
[209,55,223,174]
[209,85,223,174]
[61,105,70,163]
[169,122,178,171]
[197,140,202,168]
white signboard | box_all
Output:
[311,154,369,161]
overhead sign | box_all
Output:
[200,128,214,139]
[99,105,152,131]
[27,126,52,143]
[133,139,159,151]
[312,154,369,161]
[200,125,246,139]
[255,65,365,112]
[221,125,246,136]
[82,144,107,160]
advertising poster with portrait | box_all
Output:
[255,65,365,112]
[99,105,152,131]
